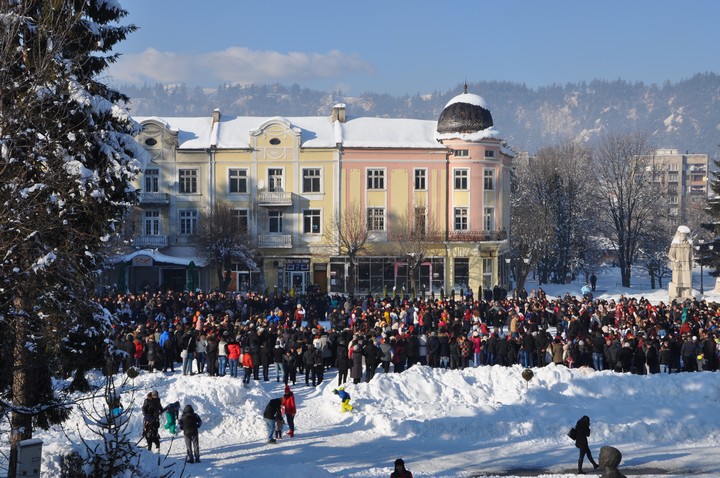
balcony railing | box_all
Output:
[138,192,170,205]
[133,235,168,248]
[447,230,507,242]
[258,234,292,248]
[257,191,292,206]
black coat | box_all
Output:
[180,405,202,436]
[263,398,282,420]
[574,415,591,449]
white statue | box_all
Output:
[668,225,693,300]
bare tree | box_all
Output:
[593,132,658,287]
[389,210,442,295]
[196,202,260,293]
[324,202,369,293]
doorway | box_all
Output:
[291,272,305,294]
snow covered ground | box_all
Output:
[15,268,720,477]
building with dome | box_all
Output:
[108,88,513,296]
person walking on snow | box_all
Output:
[574,415,599,474]
[333,387,353,412]
[263,397,283,444]
[282,384,297,437]
[180,404,202,463]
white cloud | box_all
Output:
[108,47,374,86]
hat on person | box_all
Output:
[285,384,291,394]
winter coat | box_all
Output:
[437,334,451,357]
[364,342,379,368]
[303,347,317,367]
[241,352,254,368]
[282,392,297,416]
[379,342,393,362]
[145,338,159,362]
[574,415,591,449]
[263,398,283,420]
[180,405,202,436]
[351,344,363,379]
[142,395,163,423]
[227,341,241,360]
[336,344,350,371]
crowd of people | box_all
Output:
[99,285,720,386]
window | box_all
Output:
[668,196,679,204]
[414,207,426,236]
[303,209,321,234]
[232,209,249,234]
[269,211,283,233]
[414,169,427,190]
[454,149,469,157]
[454,208,468,231]
[179,210,197,235]
[229,169,248,193]
[268,169,283,192]
[302,168,322,193]
[367,208,385,231]
[483,258,493,289]
[179,169,197,194]
[454,169,468,190]
[143,210,160,235]
[454,258,470,289]
[367,169,385,190]
[485,150,495,158]
[484,169,495,190]
[144,169,159,193]
[484,207,494,231]
[269,138,281,145]
[668,172,679,182]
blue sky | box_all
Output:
[109,0,720,96]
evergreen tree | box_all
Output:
[0,2,139,475]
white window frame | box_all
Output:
[484,169,495,190]
[485,150,495,158]
[302,168,322,193]
[414,168,427,191]
[367,208,385,231]
[179,209,197,235]
[454,149,469,157]
[367,169,385,190]
[303,209,322,234]
[179,169,198,194]
[144,169,159,193]
[229,168,248,193]
[454,169,469,190]
[484,207,495,231]
[268,168,284,192]
[269,210,283,233]
[143,210,160,235]
[454,207,468,231]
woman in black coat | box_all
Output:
[336,341,350,386]
[574,415,599,473]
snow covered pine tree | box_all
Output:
[0,2,141,476]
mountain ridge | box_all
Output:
[119,72,720,157]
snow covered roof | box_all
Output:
[113,248,207,267]
[135,114,448,150]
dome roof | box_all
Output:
[436,90,493,134]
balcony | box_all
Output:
[447,230,507,242]
[138,192,170,206]
[257,191,292,207]
[133,235,168,248]
[258,234,292,248]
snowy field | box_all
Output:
[11,267,720,477]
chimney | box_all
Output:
[331,103,346,123]
[212,108,221,125]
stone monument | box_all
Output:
[668,225,693,301]
[598,446,626,478]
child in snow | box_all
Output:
[274,412,284,439]
[333,387,353,412]
[163,401,181,434]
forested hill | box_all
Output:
[119,72,720,157]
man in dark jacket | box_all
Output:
[141,390,163,451]
[180,404,202,463]
[263,398,283,444]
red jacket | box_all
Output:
[227,343,241,360]
[241,352,254,368]
[282,393,296,415]
[134,340,144,359]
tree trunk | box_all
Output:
[9,308,33,478]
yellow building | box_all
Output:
[111,90,513,296]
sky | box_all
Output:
[17,267,720,478]
[107,0,720,96]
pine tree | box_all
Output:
[0,2,139,475]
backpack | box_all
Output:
[568,426,577,440]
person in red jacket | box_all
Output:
[281,384,296,437]
[241,347,254,386]
[133,336,144,369]
[226,338,241,378]
[390,458,413,478]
